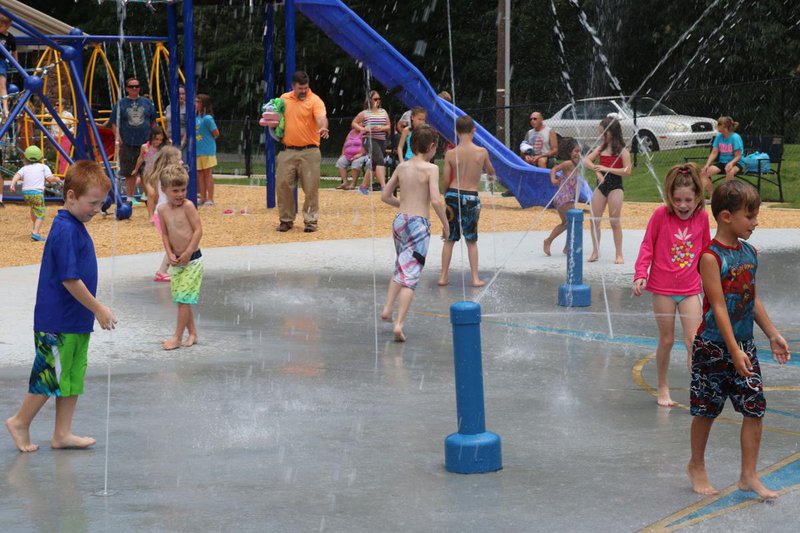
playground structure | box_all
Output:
[263,0,590,208]
[0,2,192,219]
[1,0,588,215]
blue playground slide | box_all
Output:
[295,0,591,208]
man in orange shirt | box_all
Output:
[276,71,330,232]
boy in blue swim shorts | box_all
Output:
[157,163,204,350]
[6,161,117,453]
[381,124,449,342]
[438,115,495,287]
[687,180,790,500]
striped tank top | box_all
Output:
[363,109,389,140]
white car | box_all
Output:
[546,97,716,152]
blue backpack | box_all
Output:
[741,152,770,173]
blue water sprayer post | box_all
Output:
[558,208,591,307]
[444,301,502,474]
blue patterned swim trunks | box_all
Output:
[690,337,765,418]
[445,189,480,242]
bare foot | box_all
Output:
[393,324,406,342]
[181,334,197,347]
[738,476,779,500]
[380,308,392,322]
[687,462,718,495]
[5,417,39,452]
[588,252,599,262]
[543,238,552,256]
[161,337,181,350]
[472,278,486,287]
[615,255,625,264]
[657,386,676,407]
[51,433,96,449]
[437,276,449,286]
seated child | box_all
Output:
[335,128,368,190]
[9,146,61,241]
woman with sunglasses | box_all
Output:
[352,90,391,193]
[109,77,157,210]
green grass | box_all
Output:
[216,146,799,207]
[624,146,798,207]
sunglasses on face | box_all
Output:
[127,85,140,89]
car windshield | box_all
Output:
[616,97,677,117]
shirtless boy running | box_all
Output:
[380,124,449,342]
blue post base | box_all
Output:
[558,283,591,307]
[444,431,502,474]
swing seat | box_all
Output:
[92,126,116,162]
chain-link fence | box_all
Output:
[214,115,365,176]
[216,78,797,200]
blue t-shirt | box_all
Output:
[697,239,757,343]
[196,115,218,156]
[712,132,743,164]
[34,210,99,334]
[110,97,156,147]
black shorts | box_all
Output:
[363,137,386,171]
[712,161,743,174]
[597,173,623,197]
[119,143,140,178]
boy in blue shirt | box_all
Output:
[687,180,790,499]
[5,161,117,452]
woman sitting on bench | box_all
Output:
[700,116,744,198]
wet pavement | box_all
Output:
[1,229,798,532]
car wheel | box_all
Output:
[633,130,659,153]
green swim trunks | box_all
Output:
[29,332,90,397]
[169,253,204,304]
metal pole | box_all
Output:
[265,1,276,208]
[494,0,504,143]
[503,0,510,148]
[167,2,181,148]
[183,0,198,206]
[244,115,252,178]
[285,0,297,212]
[285,0,296,91]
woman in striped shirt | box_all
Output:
[352,90,391,193]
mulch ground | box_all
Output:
[1,184,798,268]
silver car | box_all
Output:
[546,97,716,152]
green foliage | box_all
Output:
[23,0,800,120]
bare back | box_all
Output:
[443,140,492,191]
[395,159,438,218]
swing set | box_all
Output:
[0,3,189,219]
